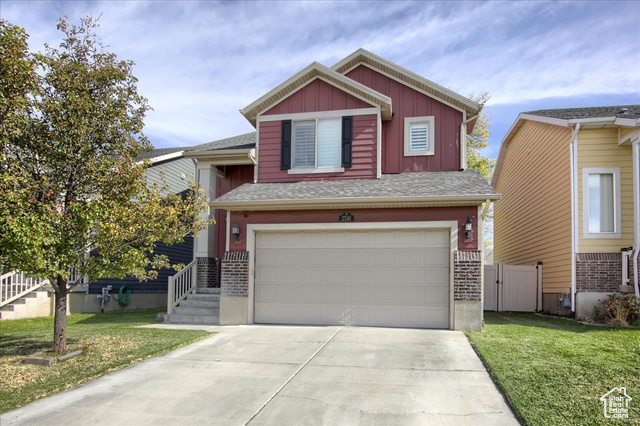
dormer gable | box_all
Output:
[240,62,392,127]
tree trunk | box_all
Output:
[53,278,68,353]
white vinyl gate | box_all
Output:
[484,263,542,312]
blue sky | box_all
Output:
[2,0,639,160]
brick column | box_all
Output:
[454,250,482,301]
[220,251,249,297]
[196,257,220,288]
[575,253,621,293]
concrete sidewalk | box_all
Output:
[1,326,519,425]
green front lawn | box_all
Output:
[466,312,639,425]
[0,309,211,413]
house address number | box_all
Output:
[339,213,355,222]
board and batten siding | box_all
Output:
[577,128,634,252]
[262,78,372,115]
[494,120,573,294]
[345,65,462,173]
[257,114,377,183]
[146,157,194,195]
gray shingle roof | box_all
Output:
[525,105,640,120]
[191,132,256,152]
[214,170,497,206]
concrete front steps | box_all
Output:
[0,289,52,320]
[165,287,220,325]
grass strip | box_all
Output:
[466,312,639,425]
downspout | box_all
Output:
[569,123,580,314]
[633,140,640,298]
[460,114,479,171]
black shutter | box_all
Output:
[281,120,292,170]
[341,116,353,168]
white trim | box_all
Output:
[246,220,459,328]
[136,150,184,165]
[519,113,570,127]
[376,107,382,178]
[581,167,622,239]
[254,122,259,183]
[257,107,379,123]
[212,193,501,211]
[288,167,345,175]
[569,124,579,313]
[225,210,231,252]
[404,116,435,156]
[460,111,467,170]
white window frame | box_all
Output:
[404,116,435,157]
[290,117,344,174]
[582,167,621,239]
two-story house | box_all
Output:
[169,49,499,331]
[493,106,640,318]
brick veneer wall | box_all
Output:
[576,253,621,293]
[221,251,249,297]
[197,257,220,288]
[454,250,482,301]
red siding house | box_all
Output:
[170,49,499,331]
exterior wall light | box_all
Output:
[464,217,473,240]
[231,223,241,241]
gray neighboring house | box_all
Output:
[70,147,195,313]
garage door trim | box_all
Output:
[246,220,459,328]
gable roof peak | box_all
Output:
[332,48,481,118]
[240,60,391,127]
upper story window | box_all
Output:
[293,118,341,169]
[582,167,621,238]
[404,116,435,157]
[281,116,352,174]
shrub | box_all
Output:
[602,294,640,326]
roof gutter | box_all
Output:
[633,139,640,298]
[211,193,500,211]
[569,122,580,315]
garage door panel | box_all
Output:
[424,267,449,284]
[255,285,277,302]
[277,267,299,283]
[298,249,324,266]
[299,285,323,302]
[254,229,450,329]
[345,268,371,284]
[256,266,276,284]
[323,286,347,303]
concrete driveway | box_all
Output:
[1,326,518,425]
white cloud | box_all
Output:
[3,0,639,148]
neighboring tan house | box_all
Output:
[166,49,499,331]
[493,106,640,317]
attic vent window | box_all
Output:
[404,116,435,157]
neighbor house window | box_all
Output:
[292,118,342,170]
[404,116,435,156]
[582,167,621,238]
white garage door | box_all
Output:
[254,229,450,328]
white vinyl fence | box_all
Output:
[484,263,543,312]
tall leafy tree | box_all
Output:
[466,93,495,181]
[467,93,495,258]
[0,18,209,353]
